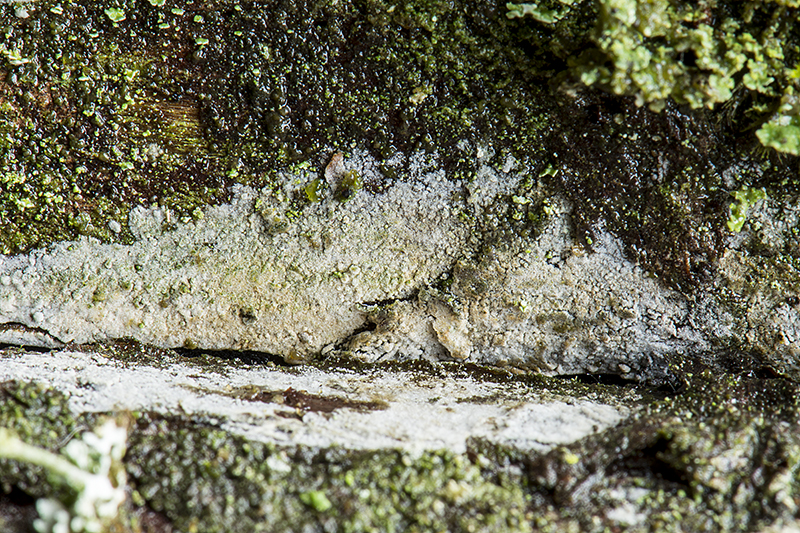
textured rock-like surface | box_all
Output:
[3,1,800,532]
[0,152,472,360]
[347,211,710,377]
[2,150,798,379]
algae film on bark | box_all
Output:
[1,0,798,292]
[0,0,556,254]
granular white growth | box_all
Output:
[0,149,797,376]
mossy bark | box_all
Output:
[2,1,800,530]
[2,0,797,282]
[1,350,800,533]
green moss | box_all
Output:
[3,344,798,532]
[125,412,531,533]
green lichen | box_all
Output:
[477,369,800,533]
[335,170,362,202]
[578,2,787,112]
[504,175,553,239]
[0,0,232,254]
[104,8,126,23]
[727,185,767,232]
[299,490,333,512]
[756,87,800,154]
[510,0,800,155]
[1,0,797,308]
[304,178,325,202]
[2,346,800,533]
[506,0,577,24]
[0,420,128,533]
[125,413,531,533]
[197,0,555,176]
[0,381,86,501]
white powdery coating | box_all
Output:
[1,149,795,374]
[0,349,631,455]
[347,206,715,376]
[0,151,471,360]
